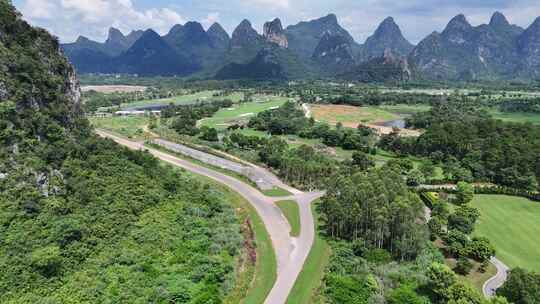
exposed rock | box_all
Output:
[312,32,355,74]
[359,17,414,61]
[0,81,8,101]
[518,17,540,76]
[263,18,288,48]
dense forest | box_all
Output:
[0,2,243,302]
[381,99,540,191]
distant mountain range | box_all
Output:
[62,12,540,81]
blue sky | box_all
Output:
[12,0,540,44]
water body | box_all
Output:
[377,119,406,128]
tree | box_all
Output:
[455,257,473,275]
[30,245,62,277]
[465,237,495,263]
[447,282,484,304]
[443,229,470,256]
[199,127,219,142]
[498,268,540,304]
[351,152,375,171]
[407,169,425,186]
[455,181,474,205]
[387,285,427,304]
[427,263,457,298]
[448,205,480,235]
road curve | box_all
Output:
[96,130,324,304]
[483,257,510,298]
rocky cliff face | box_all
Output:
[312,32,356,74]
[340,48,412,82]
[359,17,414,61]
[409,12,526,80]
[263,18,288,48]
[518,17,540,77]
[207,22,230,50]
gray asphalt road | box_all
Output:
[483,257,510,298]
[97,130,323,304]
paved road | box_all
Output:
[483,257,510,298]
[97,130,324,304]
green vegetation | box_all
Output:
[200,99,288,129]
[275,200,301,237]
[184,171,277,304]
[287,201,331,304]
[262,186,292,197]
[90,116,151,139]
[471,195,540,271]
[118,90,243,110]
[309,104,398,126]
[490,110,540,124]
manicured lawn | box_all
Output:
[105,90,244,111]
[471,195,540,272]
[287,201,331,303]
[200,99,288,129]
[262,186,293,197]
[489,110,540,124]
[445,258,497,292]
[276,200,301,237]
[310,104,399,127]
[178,169,277,304]
[90,116,151,140]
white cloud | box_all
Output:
[18,0,185,42]
[246,0,290,10]
[202,12,221,28]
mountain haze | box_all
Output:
[60,12,540,81]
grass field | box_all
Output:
[173,167,277,304]
[287,201,331,303]
[276,200,301,237]
[100,90,244,111]
[489,110,540,124]
[90,116,151,140]
[471,195,540,272]
[200,99,288,129]
[310,104,399,128]
[262,187,293,197]
[379,104,431,115]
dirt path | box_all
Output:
[97,130,324,304]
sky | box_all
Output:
[11,0,540,44]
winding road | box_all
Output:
[483,257,510,298]
[96,130,324,304]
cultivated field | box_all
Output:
[308,104,422,136]
[472,195,540,271]
[81,85,147,93]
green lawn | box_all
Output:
[200,99,288,129]
[489,110,540,124]
[310,104,399,126]
[262,186,293,197]
[90,116,150,139]
[177,168,277,304]
[276,200,301,237]
[99,90,244,111]
[287,201,331,303]
[379,104,431,115]
[471,195,540,272]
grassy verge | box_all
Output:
[263,186,293,197]
[90,116,150,140]
[145,142,260,190]
[445,258,497,292]
[287,201,331,303]
[471,195,540,272]
[166,165,277,304]
[275,200,301,237]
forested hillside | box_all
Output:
[0,2,243,302]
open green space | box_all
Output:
[379,104,431,115]
[445,257,497,292]
[90,116,151,139]
[287,201,331,304]
[200,99,289,129]
[98,90,244,111]
[489,110,540,124]
[471,195,540,272]
[262,186,293,197]
[310,104,399,127]
[275,200,301,237]
[180,168,277,304]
